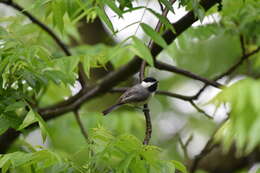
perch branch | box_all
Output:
[142,104,152,145]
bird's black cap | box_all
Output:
[143,77,157,83]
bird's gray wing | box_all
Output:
[118,85,150,104]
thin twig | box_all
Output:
[73,109,90,143]
[239,35,246,56]
[185,135,193,148]
[142,104,152,145]
[189,101,213,119]
[191,46,260,100]
[134,0,150,36]
[178,134,192,160]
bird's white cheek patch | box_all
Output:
[141,81,153,88]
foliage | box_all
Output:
[0,126,187,173]
[214,78,260,154]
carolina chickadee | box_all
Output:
[102,77,158,115]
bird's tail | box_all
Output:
[102,103,123,115]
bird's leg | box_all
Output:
[142,106,149,112]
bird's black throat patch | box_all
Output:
[148,83,158,92]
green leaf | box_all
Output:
[82,55,91,78]
[172,160,187,173]
[131,36,154,66]
[34,110,51,142]
[118,0,133,10]
[129,156,147,173]
[140,23,167,48]
[52,0,65,33]
[96,7,115,33]
[5,101,26,112]
[147,8,175,33]
[0,58,9,75]
[18,108,51,142]
[159,0,174,13]
[0,113,22,135]
[117,152,137,172]
[213,78,260,153]
[0,114,11,135]
[18,109,37,130]
[103,0,123,18]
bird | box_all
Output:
[102,77,158,115]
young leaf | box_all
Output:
[34,110,51,142]
[147,8,175,33]
[0,115,11,135]
[52,0,65,33]
[131,36,154,66]
[18,109,37,130]
[159,0,175,13]
[96,7,115,33]
[103,0,123,18]
[18,108,51,142]
[5,101,26,112]
[140,23,167,48]
[172,160,187,173]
